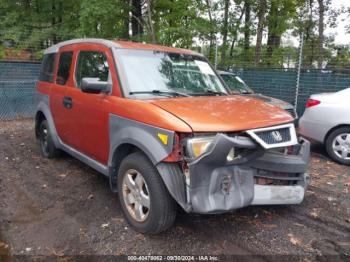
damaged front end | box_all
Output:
[157,123,310,214]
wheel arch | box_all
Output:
[108,142,153,192]
[324,124,350,144]
[35,93,60,148]
[111,143,141,170]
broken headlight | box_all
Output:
[186,136,215,158]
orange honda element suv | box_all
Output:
[35,39,310,234]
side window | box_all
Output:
[56,52,73,86]
[75,51,109,88]
[39,53,56,83]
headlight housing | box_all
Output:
[186,136,215,158]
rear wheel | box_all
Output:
[117,152,177,234]
[39,120,60,158]
[325,127,350,165]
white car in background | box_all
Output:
[299,88,350,165]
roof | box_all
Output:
[44,38,120,54]
[114,40,202,56]
[44,38,202,56]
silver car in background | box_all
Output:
[218,71,298,119]
[299,88,350,165]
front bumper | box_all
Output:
[158,133,310,214]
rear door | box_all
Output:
[49,50,74,143]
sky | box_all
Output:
[325,0,349,45]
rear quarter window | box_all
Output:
[39,53,56,83]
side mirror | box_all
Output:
[81,78,109,94]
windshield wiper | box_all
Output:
[190,90,228,96]
[129,90,190,97]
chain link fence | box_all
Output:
[0,61,40,120]
[0,59,349,120]
[0,36,349,120]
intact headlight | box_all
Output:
[186,136,215,158]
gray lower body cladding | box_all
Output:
[157,134,310,214]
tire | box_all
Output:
[117,152,177,234]
[325,127,350,165]
[39,120,60,158]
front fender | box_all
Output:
[108,114,175,166]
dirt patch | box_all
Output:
[0,232,10,261]
[0,119,349,258]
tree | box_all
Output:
[0,0,346,69]
[243,0,252,50]
[228,2,245,58]
[0,0,82,57]
[205,0,216,61]
[254,0,267,65]
[79,0,130,39]
[266,0,296,64]
[131,0,143,38]
[317,0,324,68]
[327,44,350,70]
[153,0,203,48]
[294,0,335,69]
[221,0,230,65]
[145,0,156,43]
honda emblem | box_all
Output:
[271,131,283,142]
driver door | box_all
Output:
[65,45,113,164]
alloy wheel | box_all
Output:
[40,126,49,154]
[122,169,150,222]
[332,133,350,160]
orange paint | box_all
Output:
[147,95,293,132]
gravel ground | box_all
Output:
[0,119,349,260]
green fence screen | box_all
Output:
[0,61,349,120]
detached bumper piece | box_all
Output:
[187,134,310,214]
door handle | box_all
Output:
[63,96,73,109]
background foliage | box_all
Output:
[0,0,349,69]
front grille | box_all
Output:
[285,108,296,118]
[246,123,297,149]
[254,170,302,186]
[255,127,291,145]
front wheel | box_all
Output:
[325,127,350,165]
[117,152,177,234]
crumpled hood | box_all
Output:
[148,95,293,132]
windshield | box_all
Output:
[115,49,228,97]
[220,74,254,94]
